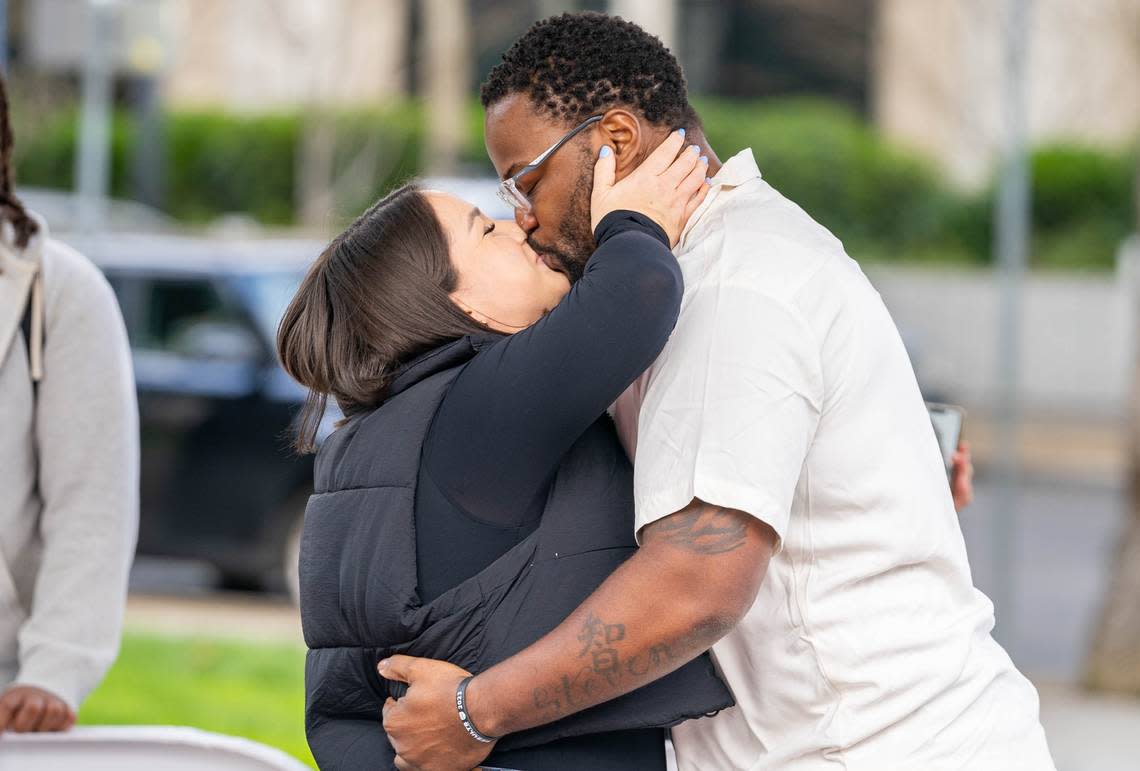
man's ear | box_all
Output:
[597,110,644,180]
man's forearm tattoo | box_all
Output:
[527,502,750,720]
[531,611,686,717]
[652,502,748,554]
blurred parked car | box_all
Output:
[20,188,179,234]
[53,178,617,598]
[420,176,513,220]
[70,233,327,598]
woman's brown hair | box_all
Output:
[0,73,39,249]
[277,183,492,453]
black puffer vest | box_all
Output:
[301,337,733,769]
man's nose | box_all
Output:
[515,207,538,233]
[495,219,530,243]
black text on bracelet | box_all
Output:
[456,676,497,744]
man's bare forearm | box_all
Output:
[466,500,775,737]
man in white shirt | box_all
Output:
[380,13,1054,770]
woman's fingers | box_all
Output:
[682,182,711,225]
[592,145,617,195]
[642,128,688,175]
[678,152,709,196]
[661,143,702,186]
[673,152,709,231]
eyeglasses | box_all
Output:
[496,115,604,213]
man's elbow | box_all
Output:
[651,551,767,645]
[639,508,778,644]
[700,570,764,634]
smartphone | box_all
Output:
[926,402,965,479]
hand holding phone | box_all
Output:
[926,402,965,481]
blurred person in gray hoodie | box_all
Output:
[0,74,138,732]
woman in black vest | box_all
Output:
[278,131,729,769]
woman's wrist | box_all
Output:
[593,210,670,249]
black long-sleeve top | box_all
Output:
[414,210,681,603]
[410,210,682,769]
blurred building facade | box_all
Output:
[25,0,411,109]
[18,0,1140,157]
[874,0,1140,188]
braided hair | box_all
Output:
[0,74,38,249]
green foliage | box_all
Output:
[13,98,1135,270]
[163,112,299,224]
[1032,144,1134,231]
[16,105,426,226]
[15,108,135,198]
[323,105,426,221]
[1029,144,1135,270]
[697,98,952,257]
[79,632,314,768]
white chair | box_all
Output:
[0,726,311,770]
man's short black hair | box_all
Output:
[481,12,699,129]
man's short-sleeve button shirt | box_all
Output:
[610,150,1055,770]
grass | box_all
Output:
[77,631,316,768]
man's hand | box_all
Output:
[951,440,974,512]
[379,655,496,771]
[0,685,75,733]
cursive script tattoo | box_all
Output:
[650,501,749,554]
[531,611,682,717]
[522,500,759,725]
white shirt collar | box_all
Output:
[678,148,762,246]
[709,147,762,189]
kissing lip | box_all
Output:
[530,243,569,278]
[535,250,565,276]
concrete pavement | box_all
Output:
[1039,681,1140,771]
[125,592,303,646]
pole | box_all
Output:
[77,0,118,234]
[423,0,470,176]
[992,0,1033,645]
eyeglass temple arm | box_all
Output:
[511,115,604,183]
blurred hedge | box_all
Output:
[15,104,425,226]
[14,98,1136,269]
[1030,145,1135,269]
[695,99,968,263]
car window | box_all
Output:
[140,279,258,359]
[104,273,144,341]
[237,272,304,343]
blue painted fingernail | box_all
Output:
[705,177,713,184]
[678,128,686,137]
[700,155,708,164]
[690,144,700,154]
[599,146,612,158]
